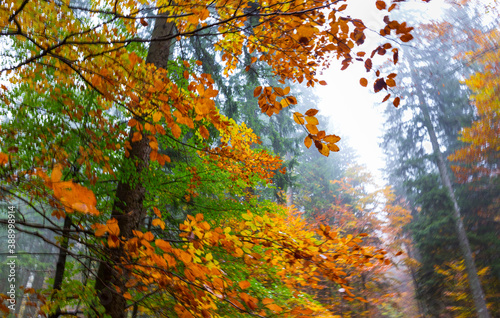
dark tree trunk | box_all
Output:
[48,215,72,318]
[95,17,175,318]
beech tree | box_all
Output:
[1,0,418,317]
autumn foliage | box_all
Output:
[0,0,419,316]
[448,27,500,182]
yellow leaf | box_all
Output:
[242,212,252,220]
[280,98,290,108]
[293,112,305,124]
[305,116,318,125]
[306,124,318,134]
[319,143,330,157]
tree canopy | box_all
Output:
[0,0,422,317]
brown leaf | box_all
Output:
[286,96,297,105]
[393,49,399,65]
[374,78,387,93]
[393,97,400,107]
[305,108,319,116]
[364,59,372,72]
[400,34,414,42]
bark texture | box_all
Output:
[95,17,175,318]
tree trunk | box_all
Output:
[95,17,175,318]
[411,70,491,318]
[48,215,72,318]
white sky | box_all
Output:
[315,0,447,186]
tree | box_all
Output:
[448,14,500,182]
[381,2,498,316]
[1,0,418,317]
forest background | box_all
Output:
[0,0,498,317]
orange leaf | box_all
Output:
[323,135,341,143]
[253,86,262,97]
[266,304,283,312]
[152,218,165,230]
[132,131,142,142]
[171,124,181,138]
[338,4,348,11]
[327,143,340,152]
[128,118,138,127]
[51,164,63,183]
[262,298,274,304]
[360,78,368,87]
[376,0,386,10]
[95,226,107,237]
[304,136,312,149]
[0,153,8,165]
[199,125,210,139]
[238,281,251,289]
